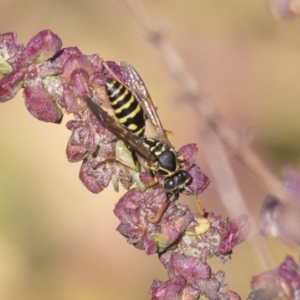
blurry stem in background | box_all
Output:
[203,131,273,269]
[120,0,289,205]
[119,0,286,270]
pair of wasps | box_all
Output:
[86,62,204,222]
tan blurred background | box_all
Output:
[1,0,300,299]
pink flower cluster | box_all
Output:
[0,30,251,299]
[250,256,300,299]
[260,169,300,248]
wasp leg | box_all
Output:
[184,186,205,217]
[94,157,140,172]
[177,155,184,162]
[196,196,205,217]
[140,175,159,192]
[147,201,171,223]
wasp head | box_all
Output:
[163,170,192,196]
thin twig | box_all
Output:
[203,131,274,269]
[120,0,282,270]
[121,0,290,205]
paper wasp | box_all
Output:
[86,61,204,222]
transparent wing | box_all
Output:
[85,97,154,164]
[118,62,172,148]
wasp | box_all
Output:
[104,77,146,138]
[86,62,204,222]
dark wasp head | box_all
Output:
[163,170,193,196]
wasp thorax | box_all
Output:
[143,138,179,175]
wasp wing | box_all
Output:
[85,97,154,164]
[118,62,172,148]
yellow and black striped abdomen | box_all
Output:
[104,77,145,137]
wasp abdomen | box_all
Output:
[104,77,145,137]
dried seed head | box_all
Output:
[170,213,250,263]
[114,187,194,254]
[269,0,300,20]
[0,30,247,299]
[260,169,300,247]
[251,256,300,299]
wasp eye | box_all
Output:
[178,172,185,179]
[176,170,187,180]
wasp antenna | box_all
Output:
[184,185,196,196]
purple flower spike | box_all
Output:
[218,213,250,256]
[66,110,115,161]
[114,188,194,254]
[23,75,63,123]
[269,0,300,21]
[79,150,115,194]
[251,256,300,299]
[184,164,210,195]
[0,30,64,120]
[0,68,27,102]
[283,168,300,203]
[0,32,25,70]
[105,61,125,82]
[0,32,26,102]
[161,253,211,284]
[260,169,300,247]
[174,143,210,196]
[50,47,83,70]
[18,30,62,68]
[150,269,241,300]
[197,271,241,300]
[150,276,200,300]
[178,143,198,167]
[177,213,250,263]
[0,31,248,298]
[246,288,278,300]
[70,68,92,98]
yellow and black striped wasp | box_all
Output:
[86,61,206,222]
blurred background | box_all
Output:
[1,0,300,299]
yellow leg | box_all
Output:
[177,155,184,162]
[147,201,170,223]
[184,186,205,217]
[140,176,158,192]
[196,195,205,217]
